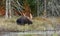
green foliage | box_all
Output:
[26,0,37,16]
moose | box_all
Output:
[16,9,33,25]
[16,2,33,25]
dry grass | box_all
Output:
[18,34,44,36]
[0,16,60,32]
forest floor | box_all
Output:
[0,16,60,32]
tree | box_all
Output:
[36,0,40,17]
[5,0,9,19]
[43,0,47,17]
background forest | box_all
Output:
[0,0,60,17]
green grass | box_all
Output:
[0,16,60,32]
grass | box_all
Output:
[18,34,58,36]
[0,33,59,36]
[18,34,44,36]
[0,16,60,32]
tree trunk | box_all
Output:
[9,0,11,18]
[43,0,47,17]
[36,0,40,17]
[5,0,9,19]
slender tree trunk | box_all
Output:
[9,0,11,18]
[52,0,55,16]
[36,0,40,17]
[43,0,47,17]
[5,0,9,19]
